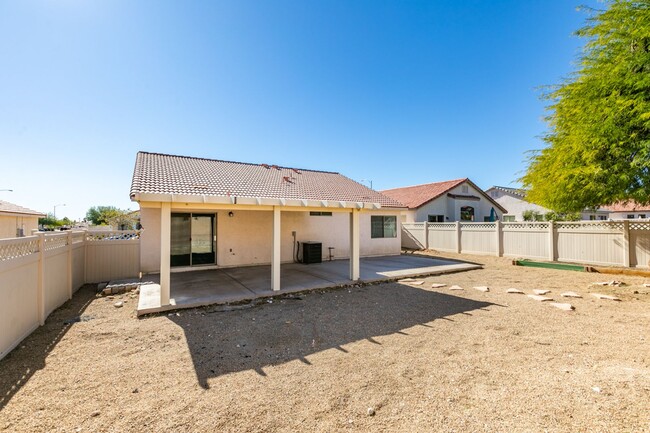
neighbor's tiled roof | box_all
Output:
[603,201,650,212]
[130,152,406,208]
[0,200,45,216]
[381,179,467,209]
[489,185,527,198]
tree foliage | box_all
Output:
[39,213,64,228]
[86,206,138,229]
[522,1,650,212]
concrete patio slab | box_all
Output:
[137,254,481,315]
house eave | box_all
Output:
[131,192,384,210]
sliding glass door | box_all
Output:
[170,213,216,267]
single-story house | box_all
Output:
[0,200,45,239]
[603,201,650,220]
[130,151,406,307]
[381,178,506,223]
[486,186,551,222]
[486,186,611,221]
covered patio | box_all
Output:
[136,254,480,315]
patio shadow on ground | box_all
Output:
[168,283,494,389]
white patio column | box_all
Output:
[271,206,281,291]
[349,209,360,281]
[160,202,171,306]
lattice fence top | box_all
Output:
[460,222,496,230]
[427,223,456,229]
[44,234,69,251]
[503,222,550,230]
[629,222,650,231]
[86,231,140,241]
[72,232,86,243]
[555,221,625,231]
[0,237,39,261]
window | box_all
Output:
[460,206,474,221]
[490,191,498,198]
[461,185,469,193]
[310,211,332,216]
[428,215,444,222]
[371,216,397,238]
[640,214,646,219]
[598,216,607,220]
[589,215,596,220]
[628,215,635,219]
[503,215,515,222]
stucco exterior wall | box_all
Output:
[410,181,503,222]
[0,214,39,239]
[487,190,550,221]
[139,205,401,274]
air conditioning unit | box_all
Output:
[302,241,322,264]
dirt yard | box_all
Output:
[1,252,649,432]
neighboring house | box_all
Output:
[486,186,551,222]
[381,178,506,223]
[486,186,611,221]
[130,151,406,307]
[603,201,650,220]
[0,200,45,239]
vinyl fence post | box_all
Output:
[623,220,631,267]
[495,220,502,257]
[423,222,429,250]
[455,221,462,254]
[67,231,73,299]
[548,221,555,262]
[37,233,45,326]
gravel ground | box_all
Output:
[1,252,649,433]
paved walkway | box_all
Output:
[136,254,480,315]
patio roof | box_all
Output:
[130,152,406,210]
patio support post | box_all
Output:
[67,230,73,299]
[160,202,171,306]
[349,209,360,281]
[271,206,281,291]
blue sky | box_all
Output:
[0,0,600,219]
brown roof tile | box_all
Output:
[381,179,467,209]
[603,201,650,212]
[130,152,405,208]
[0,200,45,216]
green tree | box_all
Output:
[39,213,63,228]
[85,206,138,229]
[86,206,120,225]
[522,1,650,212]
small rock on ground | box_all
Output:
[367,407,375,416]
[533,289,551,295]
[527,295,553,302]
[398,278,417,283]
[430,283,446,288]
[549,302,575,311]
[591,293,621,301]
[407,280,425,286]
[506,288,524,294]
[448,285,464,291]
[474,286,489,292]
[561,291,582,298]
[114,301,124,308]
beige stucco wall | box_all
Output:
[139,205,402,274]
[0,214,39,239]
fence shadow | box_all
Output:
[169,283,493,389]
[0,285,96,411]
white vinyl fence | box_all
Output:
[402,221,650,268]
[0,230,140,360]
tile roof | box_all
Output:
[0,200,45,216]
[130,152,405,208]
[382,178,508,213]
[488,185,527,198]
[603,201,650,212]
[381,178,468,209]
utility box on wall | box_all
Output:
[302,241,322,264]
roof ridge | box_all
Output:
[137,151,340,175]
[381,178,467,192]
